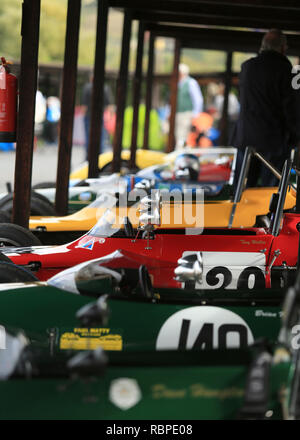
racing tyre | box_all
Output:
[0,210,11,223]
[0,193,56,216]
[32,181,56,189]
[100,160,139,175]
[0,261,38,283]
[30,191,57,211]
[0,223,42,247]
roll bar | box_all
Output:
[228,147,294,229]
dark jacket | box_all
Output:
[233,50,300,155]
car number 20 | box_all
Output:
[181,251,266,290]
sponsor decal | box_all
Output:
[156,306,254,350]
[255,310,278,318]
[109,378,142,410]
[60,328,122,351]
[78,239,95,250]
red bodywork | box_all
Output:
[197,162,231,182]
[3,213,300,289]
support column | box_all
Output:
[112,10,132,173]
[130,21,145,169]
[55,0,81,215]
[219,51,233,146]
[167,39,181,153]
[88,0,109,178]
[12,0,41,227]
[143,32,155,150]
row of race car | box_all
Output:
[0,146,300,419]
[0,247,300,419]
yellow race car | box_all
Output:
[70,149,166,180]
[27,148,295,245]
[28,186,296,244]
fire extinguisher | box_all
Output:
[0,57,17,142]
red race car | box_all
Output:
[1,158,299,290]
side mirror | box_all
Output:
[67,347,108,377]
[139,190,161,230]
[134,179,153,191]
[174,252,203,284]
[76,295,109,327]
[0,331,28,380]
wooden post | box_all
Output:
[143,32,155,150]
[130,20,145,169]
[88,0,109,178]
[219,51,233,146]
[12,0,41,227]
[167,39,181,152]
[112,10,132,173]
[55,0,81,215]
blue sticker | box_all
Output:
[79,239,95,250]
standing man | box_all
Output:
[175,63,204,150]
[233,29,300,186]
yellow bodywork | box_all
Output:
[70,149,166,180]
[29,187,296,232]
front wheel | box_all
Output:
[0,224,42,248]
[100,160,139,175]
[0,261,38,283]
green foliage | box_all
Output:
[0,0,230,74]
[39,0,67,63]
[0,0,22,60]
[122,105,165,151]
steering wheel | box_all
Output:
[124,217,134,237]
[138,265,154,298]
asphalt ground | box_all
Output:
[0,144,86,193]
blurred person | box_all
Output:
[233,29,300,187]
[81,73,113,160]
[175,63,204,150]
[35,90,46,135]
[34,89,47,149]
[214,83,240,143]
[44,96,61,144]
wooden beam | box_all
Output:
[143,32,155,149]
[133,10,300,33]
[55,0,81,216]
[147,23,300,55]
[112,10,132,173]
[167,39,181,153]
[12,0,41,227]
[109,0,300,22]
[88,0,109,178]
[130,21,145,169]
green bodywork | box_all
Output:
[0,277,296,420]
[67,191,97,213]
[0,283,285,352]
[0,348,292,420]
